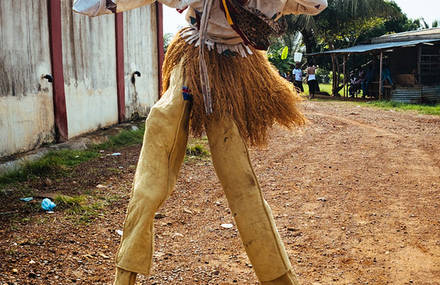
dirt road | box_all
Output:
[1,101,440,284]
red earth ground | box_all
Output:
[1,100,439,284]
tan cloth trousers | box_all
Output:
[115,63,298,284]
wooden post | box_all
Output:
[345,54,349,97]
[336,55,340,95]
[379,51,383,100]
[331,54,336,96]
[343,55,346,97]
[115,13,125,123]
[48,0,68,142]
[417,45,422,84]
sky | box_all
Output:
[163,0,440,35]
[395,0,440,26]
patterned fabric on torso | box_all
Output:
[161,0,327,45]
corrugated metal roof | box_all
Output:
[309,39,440,55]
[372,28,440,43]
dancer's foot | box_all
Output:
[261,270,299,285]
[113,267,137,285]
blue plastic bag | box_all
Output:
[41,198,56,211]
[20,197,33,202]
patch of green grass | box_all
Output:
[54,193,123,224]
[107,167,121,174]
[98,194,122,204]
[0,124,145,186]
[309,83,331,96]
[185,137,210,162]
[360,101,440,116]
[54,194,87,211]
[297,83,344,97]
[96,125,145,150]
[186,144,209,157]
[0,150,98,186]
[300,82,440,116]
[77,201,105,224]
[54,194,105,224]
[20,217,31,223]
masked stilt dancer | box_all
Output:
[74,0,327,284]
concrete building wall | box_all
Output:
[0,1,55,158]
[61,0,119,139]
[0,1,160,159]
[123,5,159,120]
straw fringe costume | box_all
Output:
[73,0,327,284]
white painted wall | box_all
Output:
[0,0,55,157]
[0,1,159,159]
[124,4,159,120]
[61,0,119,139]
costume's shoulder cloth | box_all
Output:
[282,0,327,16]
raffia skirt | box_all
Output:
[162,29,305,146]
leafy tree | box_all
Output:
[268,32,303,75]
[268,46,295,75]
[285,0,397,53]
[358,1,421,42]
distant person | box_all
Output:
[382,65,393,86]
[286,71,293,83]
[358,69,366,84]
[306,63,319,99]
[292,62,304,92]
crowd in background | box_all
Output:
[282,60,395,99]
[282,62,320,99]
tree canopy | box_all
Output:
[268,0,422,74]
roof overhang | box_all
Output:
[308,39,440,56]
[371,28,440,43]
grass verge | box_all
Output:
[0,150,99,185]
[54,193,120,224]
[301,83,440,116]
[0,124,145,187]
[96,126,145,149]
[0,124,212,187]
[359,101,440,116]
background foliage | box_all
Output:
[268,0,424,83]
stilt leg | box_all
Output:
[206,117,298,284]
[113,268,137,285]
[115,63,191,276]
